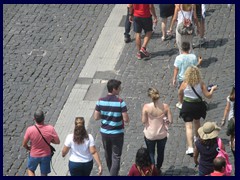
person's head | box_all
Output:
[181,42,190,53]
[107,79,122,94]
[74,117,88,144]
[184,66,202,86]
[213,157,226,172]
[34,110,45,124]
[229,85,235,102]
[198,121,221,140]
[135,147,152,169]
[148,87,160,102]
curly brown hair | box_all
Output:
[73,117,89,144]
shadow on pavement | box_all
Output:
[163,165,198,176]
[200,57,218,68]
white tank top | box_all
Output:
[177,8,193,25]
[184,83,202,99]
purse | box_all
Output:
[177,5,194,35]
[191,86,209,111]
[35,125,56,157]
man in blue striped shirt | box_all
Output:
[94,79,129,176]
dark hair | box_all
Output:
[213,157,226,172]
[73,117,89,144]
[34,110,44,123]
[107,79,121,93]
[135,147,152,169]
[181,42,190,52]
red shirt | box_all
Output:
[128,164,158,176]
[133,4,151,18]
[209,171,225,176]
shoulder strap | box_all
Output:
[191,86,203,101]
[35,125,51,148]
[217,137,222,149]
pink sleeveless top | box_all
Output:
[143,113,168,140]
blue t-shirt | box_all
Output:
[174,54,197,82]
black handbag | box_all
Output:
[35,125,56,157]
[191,86,209,111]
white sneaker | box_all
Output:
[186,147,194,155]
[176,102,182,109]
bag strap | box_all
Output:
[191,86,203,101]
[217,137,222,149]
[180,4,193,20]
[35,125,57,175]
[35,125,51,148]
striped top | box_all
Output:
[95,95,128,136]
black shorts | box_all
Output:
[159,4,175,18]
[133,16,153,33]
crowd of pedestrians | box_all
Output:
[21,4,234,176]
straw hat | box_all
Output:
[198,122,221,140]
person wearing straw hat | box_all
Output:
[193,121,224,176]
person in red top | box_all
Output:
[22,110,60,176]
[128,147,159,176]
[207,157,226,176]
[129,4,157,60]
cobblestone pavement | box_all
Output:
[3,4,235,176]
[3,4,114,176]
[89,4,235,176]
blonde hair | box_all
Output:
[184,66,202,87]
[148,87,160,101]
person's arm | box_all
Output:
[62,145,70,157]
[122,112,129,124]
[196,56,202,67]
[173,66,179,86]
[221,100,230,126]
[149,4,158,24]
[193,146,199,166]
[141,104,148,125]
[90,146,102,176]
[22,138,31,151]
[201,81,217,99]
[128,4,133,23]
[94,110,101,121]
[169,4,179,32]
[178,82,186,103]
[164,104,173,124]
[51,128,60,144]
[193,5,200,34]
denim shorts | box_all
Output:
[27,155,51,175]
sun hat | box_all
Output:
[198,122,221,140]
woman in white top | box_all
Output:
[221,85,235,126]
[62,117,102,176]
[178,66,217,155]
[142,87,173,174]
[169,4,199,54]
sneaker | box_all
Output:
[186,147,194,155]
[136,52,142,60]
[124,36,131,43]
[140,47,151,57]
[176,102,182,109]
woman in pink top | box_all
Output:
[142,87,173,174]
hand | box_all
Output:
[198,56,203,63]
[220,119,226,127]
[153,16,158,24]
[98,165,103,176]
[211,85,218,91]
[129,15,133,23]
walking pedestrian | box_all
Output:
[22,110,60,176]
[62,117,102,176]
[129,4,158,60]
[124,4,132,43]
[196,4,206,45]
[194,121,222,176]
[173,41,202,109]
[94,79,129,176]
[159,4,175,41]
[169,4,199,54]
[128,147,158,176]
[142,87,173,174]
[178,66,217,155]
